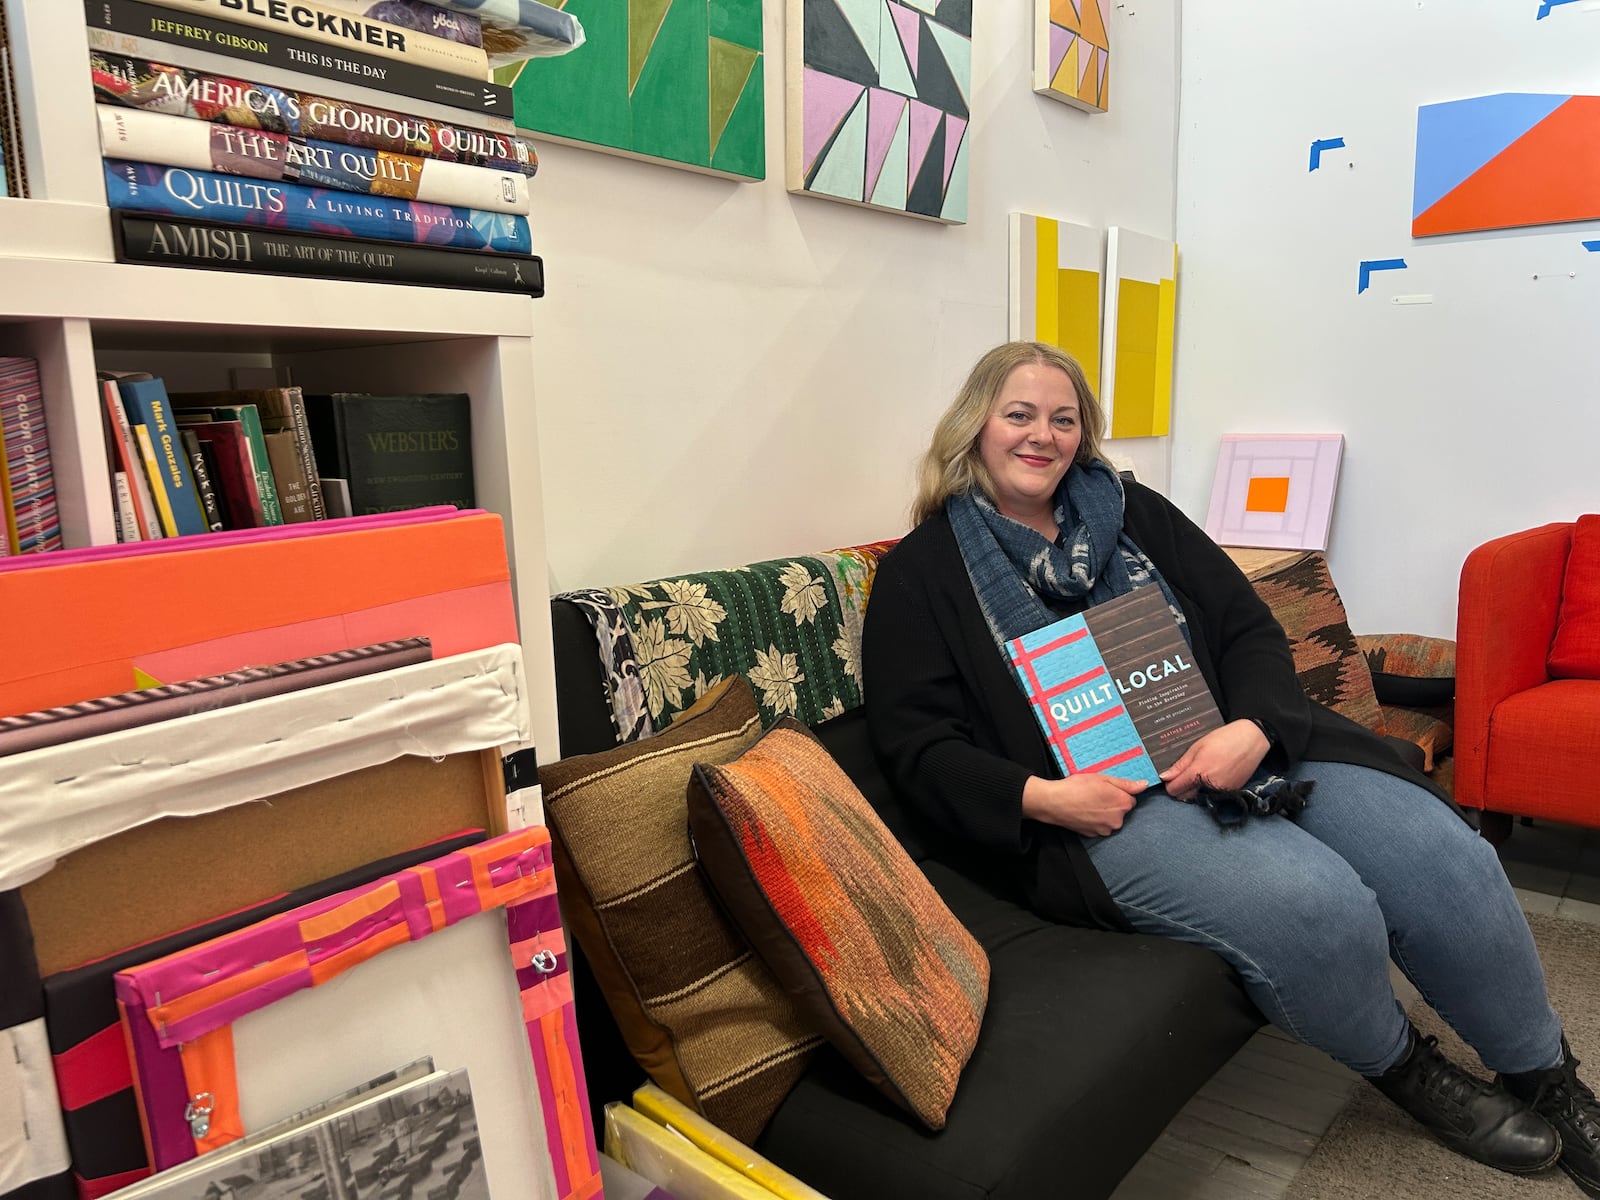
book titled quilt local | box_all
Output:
[1006,585,1224,784]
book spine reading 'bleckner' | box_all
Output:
[103,159,534,253]
[91,52,538,174]
[313,0,482,48]
[99,106,531,213]
[143,0,491,79]
[114,212,545,294]
[86,0,513,119]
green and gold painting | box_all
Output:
[502,1,766,180]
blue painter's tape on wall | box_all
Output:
[1309,137,1345,171]
[1537,0,1579,17]
[1584,240,1600,252]
[1358,259,1408,294]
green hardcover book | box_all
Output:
[303,392,474,516]
[170,386,325,521]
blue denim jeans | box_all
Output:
[1084,760,1563,1076]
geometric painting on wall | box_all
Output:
[1008,213,1102,397]
[1033,0,1110,113]
[1412,93,1600,236]
[1203,434,1346,551]
[786,0,971,223]
[504,0,765,180]
[1101,226,1176,440]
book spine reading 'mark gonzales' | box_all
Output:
[103,159,534,253]
[86,0,513,119]
[91,52,538,175]
[98,107,531,214]
[140,0,492,79]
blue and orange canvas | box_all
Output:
[1413,93,1600,236]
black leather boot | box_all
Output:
[1369,1026,1560,1173]
[1501,1037,1600,1196]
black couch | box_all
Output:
[548,596,1263,1200]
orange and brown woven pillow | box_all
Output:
[687,718,990,1131]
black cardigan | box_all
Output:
[861,481,1450,931]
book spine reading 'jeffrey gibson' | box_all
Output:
[99,107,530,213]
[114,212,545,293]
[86,0,513,119]
[137,0,492,79]
[91,52,538,174]
[103,158,533,253]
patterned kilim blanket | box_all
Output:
[560,542,897,742]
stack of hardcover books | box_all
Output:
[87,0,560,294]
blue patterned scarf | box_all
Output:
[946,458,1189,646]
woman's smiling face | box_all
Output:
[976,363,1082,527]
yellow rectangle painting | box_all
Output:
[1008,212,1103,398]
[1102,226,1178,440]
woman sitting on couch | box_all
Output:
[861,340,1600,1193]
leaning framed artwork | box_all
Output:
[113,827,602,1200]
[1101,226,1177,440]
[1034,0,1110,113]
[1204,434,1347,551]
[787,0,972,222]
[1009,213,1103,398]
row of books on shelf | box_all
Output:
[72,0,583,291]
[103,369,476,541]
[0,352,477,555]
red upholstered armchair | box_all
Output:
[1456,518,1600,844]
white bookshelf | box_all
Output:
[0,0,559,756]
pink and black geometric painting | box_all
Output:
[786,0,971,223]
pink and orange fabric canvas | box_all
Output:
[113,827,601,1200]
[0,510,516,717]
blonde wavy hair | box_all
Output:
[910,342,1107,527]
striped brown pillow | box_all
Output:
[542,676,821,1143]
[687,718,990,1130]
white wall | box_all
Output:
[1174,2,1600,638]
[530,3,1180,591]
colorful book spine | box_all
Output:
[178,418,263,527]
[100,378,164,540]
[98,107,530,214]
[132,423,181,536]
[169,386,324,521]
[112,212,544,294]
[86,0,513,120]
[111,470,139,542]
[91,52,538,175]
[0,357,62,555]
[0,637,433,756]
[103,159,533,254]
[1006,586,1224,782]
[140,0,491,80]
[179,428,227,530]
[116,375,210,537]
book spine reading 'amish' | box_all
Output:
[103,159,534,254]
[139,0,492,79]
[114,212,544,294]
[86,0,513,119]
[91,52,538,174]
[99,106,530,214]
[1007,585,1224,783]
